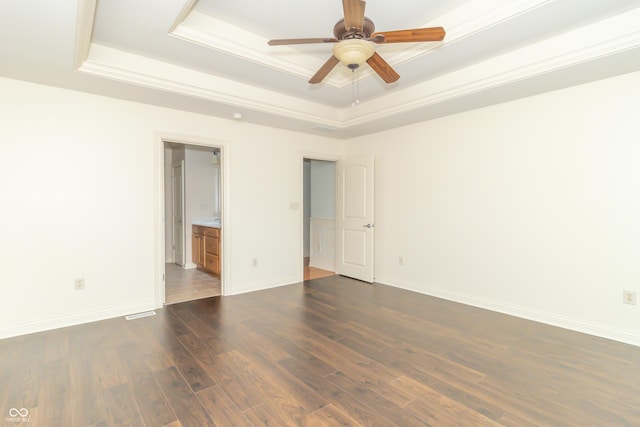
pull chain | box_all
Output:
[351,69,360,107]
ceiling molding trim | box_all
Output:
[340,10,640,127]
[442,0,553,40]
[169,0,552,88]
[78,7,640,132]
[168,0,198,33]
[170,11,351,88]
[73,0,97,69]
[387,0,552,66]
[78,44,343,128]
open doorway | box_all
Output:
[164,142,222,304]
[303,158,337,281]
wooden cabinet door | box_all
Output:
[205,253,219,275]
[205,236,219,256]
[192,234,203,265]
[204,235,220,275]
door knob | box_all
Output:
[363,224,374,228]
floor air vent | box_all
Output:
[125,311,156,320]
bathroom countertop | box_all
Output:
[192,217,221,228]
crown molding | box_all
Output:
[171,11,343,87]
[75,1,640,133]
[383,0,552,66]
[168,0,552,88]
[79,44,343,128]
[168,0,198,33]
[73,0,97,69]
[342,7,640,126]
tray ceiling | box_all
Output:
[2,0,640,138]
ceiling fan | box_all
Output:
[267,0,446,84]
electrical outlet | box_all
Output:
[398,256,404,266]
[74,278,85,290]
[623,290,636,305]
[252,258,258,267]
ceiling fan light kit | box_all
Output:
[267,0,446,85]
[333,39,376,69]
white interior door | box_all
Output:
[172,161,185,267]
[336,156,374,282]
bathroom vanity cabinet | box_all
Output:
[192,225,220,276]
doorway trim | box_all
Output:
[171,160,186,266]
[154,132,231,308]
[298,152,342,283]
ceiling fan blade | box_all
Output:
[371,27,445,43]
[343,0,366,31]
[366,52,400,83]
[309,55,340,84]
[268,38,338,46]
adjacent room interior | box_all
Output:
[303,158,337,281]
[163,142,222,304]
[1,0,640,426]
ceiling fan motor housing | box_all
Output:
[333,17,375,40]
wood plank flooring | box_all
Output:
[2,275,640,426]
[304,266,335,281]
[165,263,221,305]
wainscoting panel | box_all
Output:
[310,218,335,271]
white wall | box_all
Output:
[347,71,640,346]
[3,71,639,346]
[0,76,344,339]
[310,160,336,219]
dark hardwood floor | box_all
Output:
[2,275,640,426]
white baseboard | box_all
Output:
[375,276,640,348]
[184,262,197,269]
[0,301,158,340]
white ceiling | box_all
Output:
[2,0,640,138]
